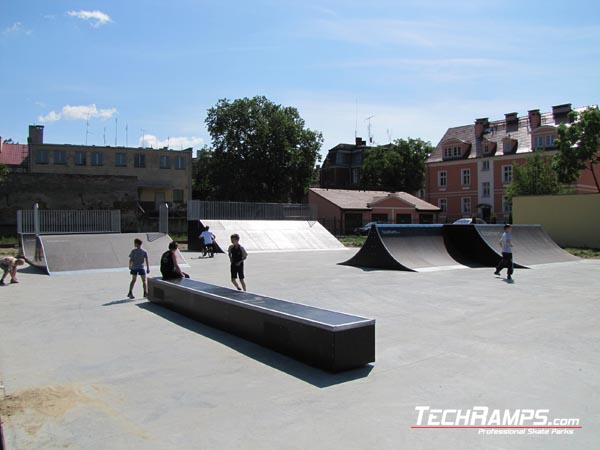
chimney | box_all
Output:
[355,137,366,146]
[528,109,541,129]
[552,103,572,124]
[474,118,489,138]
[505,112,518,123]
[28,125,44,145]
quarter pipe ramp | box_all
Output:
[21,232,188,275]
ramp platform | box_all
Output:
[189,220,345,253]
[341,224,466,272]
[20,232,188,275]
[342,224,579,271]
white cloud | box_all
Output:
[140,134,204,150]
[38,111,62,122]
[62,104,117,120]
[2,22,32,36]
[67,10,113,27]
[38,104,118,123]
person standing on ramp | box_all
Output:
[494,224,514,281]
[128,238,150,299]
[228,233,247,291]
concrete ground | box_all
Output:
[1,248,599,450]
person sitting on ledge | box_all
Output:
[160,241,190,280]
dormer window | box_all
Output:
[502,138,517,155]
[546,135,556,147]
[453,146,461,157]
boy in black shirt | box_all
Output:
[228,234,247,291]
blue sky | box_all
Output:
[1,0,599,158]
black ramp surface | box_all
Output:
[342,225,465,271]
[341,224,408,271]
[474,224,579,267]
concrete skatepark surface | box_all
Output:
[20,233,188,275]
[1,249,599,449]
[199,220,346,252]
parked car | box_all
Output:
[453,218,487,224]
[354,221,378,235]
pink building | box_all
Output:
[0,138,28,172]
[425,103,599,223]
[309,188,440,235]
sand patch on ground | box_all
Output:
[0,384,151,440]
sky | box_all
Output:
[1,0,599,159]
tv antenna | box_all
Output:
[125,124,128,147]
[386,129,393,143]
[115,118,118,146]
[365,115,375,144]
[85,115,91,145]
[103,127,106,146]
[140,129,146,148]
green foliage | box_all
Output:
[205,96,323,202]
[553,107,600,192]
[0,163,8,179]
[507,150,563,200]
[192,146,215,199]
[360,138,433,192]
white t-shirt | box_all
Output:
[501,232,512,253]
[201,231,214,244]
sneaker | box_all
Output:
[10,279,19,284]
[494,270,500,276]
[143,292,148,298]
[0,280,5,286]
[507,275,513,281]
[127,292,134,299]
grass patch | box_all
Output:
[0,236,18,245]
[565,247,600,259]
[338,235,366,247]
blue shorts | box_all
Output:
[130,268,146,276]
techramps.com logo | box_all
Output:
[411,406,581,435]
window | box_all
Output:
[115,153,127,167]
[35,149,49,164]
[175,155,186,170]
[482,182,490,197]
[53,150,67,165]
[371,213,388,223]
[351,168,360,184]
[160,155,171,169]
[503,196,512,215]
[461,197,471,215]
[482,160,490,171]
[483,144,490,155]
[438,171,447,187]
[75,151,86,166]
[453,146,461,157]
[444,147,452,158]
[173,189,184,202]
[91,152,104,166]
[546,135,556,147]
[533,136,544,148]
[461,168,471,186]
[504,142,512,153]
[134,154,146,168]
[438,198,447,213]
[503,165,513,184]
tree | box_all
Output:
[360,138,433,192]
[192,146,215,199]
[507,150,563,200]
[0,163,7,181]
[553,107,600,192]
[205,96,323,202]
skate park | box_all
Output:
[1,206,599,449]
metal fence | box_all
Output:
[187,200,317,221]
[17,208,121,234]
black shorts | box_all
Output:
[230,262,244,280]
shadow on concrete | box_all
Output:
[136,301,374,388]
[103,298,138,306]
[19,265,47,275]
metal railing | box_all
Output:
[17,207,121,234]
[187,200,317,221]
